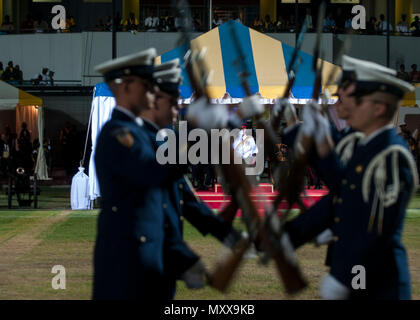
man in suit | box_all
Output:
[140,59,242,299]
[92,49,187,300]
[281,59,417,299]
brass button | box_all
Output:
[337,198,343,204]
[180,216,184,222]
[342,179,347,185]
[333,196,338,204]
[334,217,340,223]
[355,165,363,174]
[350,184,356,190]
[163,203,167,209]
[140,236,147,243]
[333,236,339,242]
[179,184,183,189]
[112,206,118,212]
[179,200,184,206]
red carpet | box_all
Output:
[197,183,328,216]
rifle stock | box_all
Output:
[209,237,250,292]
[210,147,307,294]
[219,199,238,225]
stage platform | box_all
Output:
[197,183,328,215]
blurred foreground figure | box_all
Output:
[282,59,417,300]
[93,49,184,300]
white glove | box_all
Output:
[280,232,298,266]
[319,274,350,300]
[187,97,228,130]
[264,214,297,265]
[273,98,297,124]
[314,229,334,247]
[222,229,243,249]
[314,112,331,144]
[239,95,264,118]
[181,260,208,289]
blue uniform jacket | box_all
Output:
[142,119,233,299]
[93,108,183,300]
[285,127,415,299]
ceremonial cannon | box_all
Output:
[4,156,40,209]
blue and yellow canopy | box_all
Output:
[156,21,340,102]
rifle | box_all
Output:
[269,0,327,217]
[211,20,308,294]
[270,23,308,132]
[173,0,266,293]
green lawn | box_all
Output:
[0,186,419,300]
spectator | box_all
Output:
[344,15,352,32]
[285,14,296,32]
[396,14,409,34]
[33,16,49,33]
[17,122,33,171]
[274,16,286,32]
[193,14,202,32]
[105,16,112,31]
[302,8,313,31]
[411,16,420,36]
[397,64,411,82]
[212,14,222,28]
[160,11,174,32]
[21,14,34,32]
[262,14,274,33]
[410,64,420,83]
[94,18,106,31]
[0,133,10,177]
[0,62,3,78]
[122,12,138,31]
[4,125,13,147]
[232,13,241,24]
[63,15,76,33]
[48,70,55,86]
[366,16,378,34]
[145,11,159,31]
[252,16,263,32]
[2,61,15,81]
[0,15,14,32]
[322,12,336,33]
[377,14,393,34]
[399,123,412,141]
[32,68,49,85]
[13,65,23,84]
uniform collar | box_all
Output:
[142,117,160,133]
[358,124,394,146]
[114,106,137,121]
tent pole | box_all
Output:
[295,0,299,44]
[386,0,390,67]
[209,0,212,31]
[112,0,117,59]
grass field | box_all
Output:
[0,186,419,300]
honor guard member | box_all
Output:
[93,49,185,300]
[141,59,242,299]
[282,61,417,299]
